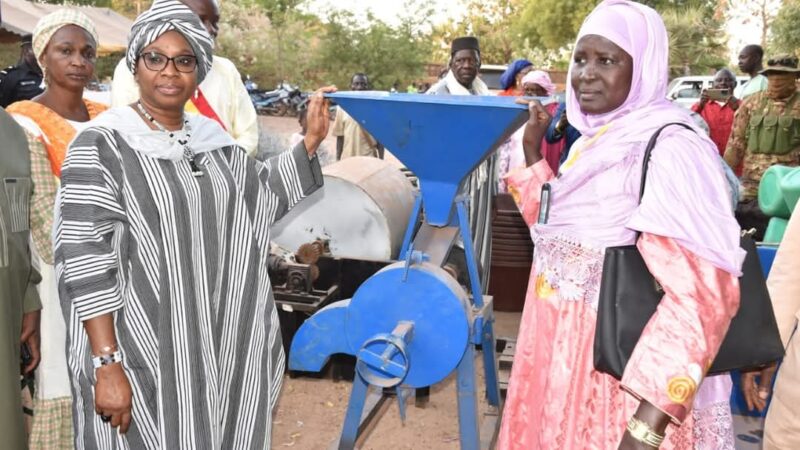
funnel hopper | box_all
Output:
[327,92,530,225]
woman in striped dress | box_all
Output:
[53,1,333,448]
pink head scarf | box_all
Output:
[550,0,745,275]
[521,70,556,96]
[566,0,693,140]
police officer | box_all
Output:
[725,55,800,238]
[0,34,44,108]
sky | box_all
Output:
[305,0,766,66]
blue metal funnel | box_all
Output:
[328,92,529,226]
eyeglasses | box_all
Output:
[139,51,197,73]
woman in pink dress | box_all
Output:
[497,1,744,449]
[497,71,563,192]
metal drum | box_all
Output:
[271,156,416,261]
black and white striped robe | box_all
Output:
[54,126,323,449]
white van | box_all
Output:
[666,75,750,109]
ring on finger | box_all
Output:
[100,414,111,423]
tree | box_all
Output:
[514,0,597,50]
[661,6,729,76]
[723,0,782,47]
[768,0,800,56]
[314,5,433,90]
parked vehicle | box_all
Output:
[250,82,311,117]
[667,75,750,109]
[479,64,507,94]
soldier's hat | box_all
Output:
[761,55,800,76]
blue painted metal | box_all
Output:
[290,93,524,449]
[327,92,529,225]
[339,373,370,449]
[356,321,415,387]
[289,301,353,372]
[456,199,484,307]
[400,193,423,258]
[456,344,481,450]
[346,263,470,388]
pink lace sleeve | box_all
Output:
[620,233,739,424]
[504,160,554,227]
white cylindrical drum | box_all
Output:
[272,156,416,261]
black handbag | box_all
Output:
[593,122,785,380]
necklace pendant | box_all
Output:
[189,159,204,178]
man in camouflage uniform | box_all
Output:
[0,35,44,108]
[725,55,800,239]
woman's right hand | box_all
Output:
[741,363,778,412]
[95,363,133,433]
[516,99,552,165]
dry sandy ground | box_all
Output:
[271,312,522,450]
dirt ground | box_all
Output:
[271,312,521,450]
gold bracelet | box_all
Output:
[626,417,665,448]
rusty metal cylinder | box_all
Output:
[271,156,416,261]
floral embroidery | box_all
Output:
[532,233,605,308]
[535,273,557,299]
[666,375,697,404]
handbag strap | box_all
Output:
[638,122,695,204]
[634,122,695,241]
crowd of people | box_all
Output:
[0,0,799,449]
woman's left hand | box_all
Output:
[304,86,337,156]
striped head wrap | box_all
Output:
[32,9,99,65]
[126,0,214,84]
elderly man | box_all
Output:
[427,36,489,96]
[691,68,740,157]
[111,0,259,155]
[333,73,384,160]
[0,107,41,450]
[0,35,43,108]
[735,45,769,100]
[725,55,800,239]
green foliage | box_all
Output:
[769,0,800,56]
[661,6,729,76]
[314,3,434,89]
[515,0,597,50]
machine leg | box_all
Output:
[339,373,370,450]
[457,344,481,450]
[481,321,501,408]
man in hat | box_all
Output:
[111,0,259,156]
[725,55,800,239]
[0,107,42,449]
[0,34,44,108]
[427,36,490,96]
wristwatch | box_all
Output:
[92,350,123,369]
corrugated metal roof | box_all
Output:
[0,0,133,54]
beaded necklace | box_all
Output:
[136,100,203,177]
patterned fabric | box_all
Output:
[724,91,800,200]
[29,397,74,450]
[8,99,107,177]
[54,122,322,449]
[126,0,214,84]
[32,9,98,66]
[8,99,107,263]
[497,158,739,448]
